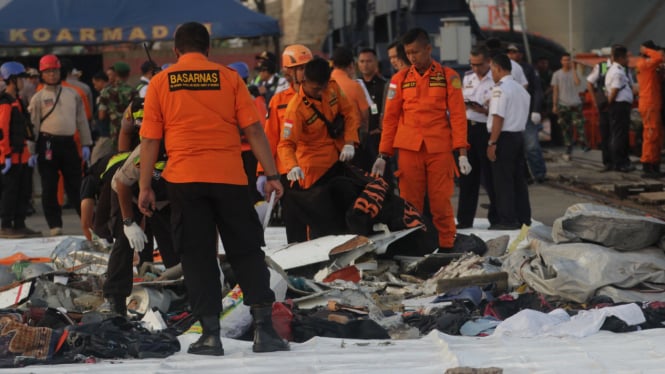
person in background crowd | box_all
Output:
[136,60,159,98]
[486,53,532,230]
[586,50,613,172]
[456,45,497,230]
[331,46,370,153]
[139,22,288,356]
[29,54,92,236]
[91,71,113,164]
[0,61,40,238]
[372,28,470,251]
[636,40,663,178]
[99,61,133,150]
[61,58,93,112]
[356,47,387,171]
[507,44,547,183]
[19,67,39,108]
[605,45,636,172]
[387,40,410,73]
[551,52,588,160]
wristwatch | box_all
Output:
[122,217,134,227]
[266,174,280,181]
[488,140,497,146]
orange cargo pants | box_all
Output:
[640,109,663,164]
[396,147,456,248]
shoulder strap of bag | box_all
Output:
[302,95,333,127]
[40,86,62,123]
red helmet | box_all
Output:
[39,54,61,72]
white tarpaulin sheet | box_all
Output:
[3,223,665,373]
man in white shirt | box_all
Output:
[486,53,531,230]
[456,45,498,229]
[605,45,635,172]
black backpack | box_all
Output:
[0,93,35,154]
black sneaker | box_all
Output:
[456,223,472,229]
[617,164,636,173]
[0,228,25,239]
[599,164,613,172]
[488,223,521,230]
[14,227,42,238]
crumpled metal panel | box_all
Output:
[50,237,110,275]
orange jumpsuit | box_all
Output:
[636,48,663,165]
[331,68,369,132]
[380,61,468,248]
[258,85,296,175]
[278,80,360,189]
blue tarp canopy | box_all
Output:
[0,0,280,46]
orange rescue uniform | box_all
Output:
[636,48,664,164]
[258,85,296,175]
[140,53,260,185]
[380,61,468,248]
[331,69,369,129]
[0,98,31,164]
[278,80,360,189]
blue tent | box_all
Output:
[0,0,280,46]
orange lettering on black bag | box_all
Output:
[353,178,389,218]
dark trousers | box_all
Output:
[280,174,307,243]
[490,131,531,226]
[167,182,274,316]
[456,121,497,227]
[608,101,632,168]
[242,150,262,205]
[37,135,82,228]
[1,162,32,229]
[598,109,612,166]
[103,203,179,297]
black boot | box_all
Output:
[188,314,224,356]
[251,304,289,353]
[642,163,661,178]
[108,295,127,316]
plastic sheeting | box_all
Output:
[505,242,665,303]
[551,203,665,251]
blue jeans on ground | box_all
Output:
[523,119,547,180]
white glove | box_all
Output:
[339,144,355,162]
[287,166,304,181]
[458,155,472,175]
[123,222,148,251]
[256,175,267,197]
[530,112,542,124]
[371,158,386,177]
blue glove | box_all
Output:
[28,154,37,168]
[1,157,11,174]
[81,146,91,163]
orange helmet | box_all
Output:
[282,44,313,68]
[39,54,61,72]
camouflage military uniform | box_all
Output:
[98,80,134,148]
[557,103,585,148]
